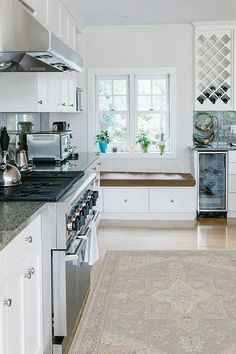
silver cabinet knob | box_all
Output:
[62,103,66,106]
[170,199,174,203]
[24,271,32,279]
[3,299,12,307]
[25,236,32,243]
[29,267,35,275]
[70,104,74,107]
[38,100,43,104]
[124,199,128,203]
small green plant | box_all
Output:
[96,130,111,143]
[156,133,169,155]
[136,130,151,152]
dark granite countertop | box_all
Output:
[33,152,100,172]
[0,201,45,251]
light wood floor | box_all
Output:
[69,218,236,353]
[91,218,236,288]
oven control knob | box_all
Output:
[92,191,99,206]
[67,218,73,231]
[78,213,85,227]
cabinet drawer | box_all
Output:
[228,175,236,192]
[6,216,41,275]
[103,188,149,213]
[228,162,236,175]
[228,151,236,163]
[150,188,196,213]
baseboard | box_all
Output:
[101,212,196,221]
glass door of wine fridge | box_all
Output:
[198,152,227,213]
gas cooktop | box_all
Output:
[0,171,84,201]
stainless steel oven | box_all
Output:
[52,172,99,353]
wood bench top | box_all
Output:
[100,172,196,187]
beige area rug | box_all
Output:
[71,251,236,354]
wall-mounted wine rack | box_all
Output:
[195,28,233,110]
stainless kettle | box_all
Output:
[0,151,21,187]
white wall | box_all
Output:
[83,24,194,172]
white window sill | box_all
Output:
[100,152,176,159]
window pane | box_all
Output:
[138,96,151,111]
[113,96,127,111]
[98,96,112,111]
[152,79,167,95]
[138,80,151,95]
[98,80,112,96]
[153,95,167,111]
[113,80,127,95]
[99,113,127,145]
[138,113,168,144]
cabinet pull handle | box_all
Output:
[38,100,43,104]
[170,199,174,203]
[62,103,66,106]
[25,236,32,243]
[70,104,74,107]
[124,199,128,203]
[24,271,32,279]
[3,299,12,307]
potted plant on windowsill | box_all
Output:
[96,130,111,153]
[136,130,151,153]
[156,133,169,155]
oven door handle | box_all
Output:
[66,227,91,262]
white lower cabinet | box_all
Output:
[150,188,196,213]
[102,187,196,219]
[0,215,43,354]
[103,188,149,213]
[228,151,236,217]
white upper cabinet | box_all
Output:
[194,24,234,111]
[47,0,61,39]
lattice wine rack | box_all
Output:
[195,29,233,110]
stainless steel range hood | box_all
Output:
[0,0,83,72]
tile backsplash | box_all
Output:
[194,111,236,145]
[0,113,50,132]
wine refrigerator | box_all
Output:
[197,151,227,214]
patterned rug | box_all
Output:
[71,251,236,354]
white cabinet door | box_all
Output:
[47,0,61,38]
[37,73,49,111]
[68,16,76,50]
[0,73,36,112]
[48,73,61,112]
[60,73,68,109]
[103,188,149,213]
[67,72,76,111]
[6,258,26,354]
[0,282,7,354]
[35,0,47,26]
[150,188,196,213]
[23,252,43,354]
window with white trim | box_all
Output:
[95,71,173,153]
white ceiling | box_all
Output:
[63,0,236,28]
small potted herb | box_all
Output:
[96,130,111,153]
[136,130,151,153]
[156,133,169,155]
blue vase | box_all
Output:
[99,141,108,153]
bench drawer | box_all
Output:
[103,188,149,213]
[150,188,196,213]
